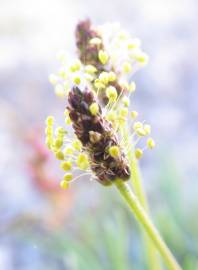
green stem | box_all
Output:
[123,125,162,270]
[115,179,182,270]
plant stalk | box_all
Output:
[122,125,162,270]
[115,179,182,270]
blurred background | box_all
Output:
[0,0,198,269]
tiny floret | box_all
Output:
[63,173,73,181]
[89,102,99,116]
[60,161,72,171]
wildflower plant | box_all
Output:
[45,20,182,270]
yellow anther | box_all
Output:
[46,116,54,126]
[106,111,117,122]
[106,86,117,102]
[63,173,73,182]
[98,50,109,65]
[131,111,138,119]
[55,151,65,160]
[45,137,53,149]
[55,84,65,98]
[122,97,130,107]
[89,102,99,116]
[108,145,120,158]
[60,180,69,189]
[133,121,143,130]
[136,128,146,137]
[56,127,65,136]
[65,116,71,125]
[134,51,149,65]
[60,161,72,171]
[135,148,143,159]
[108,71,116,82]
[73,76,81,85]
[77,153,89,170]
[54,138,63,148]
[72,140,82,151]
[45,126,53,136]
[85,65,97,74]
[94,80,106,89]
[122,62,132,73]
[119,108,128,118]
[49,74,58,85]
[147,138,155,149]
[129,81,136,92]
[70,60,81,72]
[58,68,67,79]
[127,38,141,49]
[63,147,74,155]
[99,72,109,84]
[144,124,151,135]
[90,37,102,45]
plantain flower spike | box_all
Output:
[46,20,155,189]
[67,86,130,186]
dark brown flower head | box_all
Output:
[75,19,128,105]
[67,86,130,186]
[76,19,104,70]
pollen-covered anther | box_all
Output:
[85,65,97,74]
[89,131,102,143]
[60,180,69,189]
[49,74,58,85]
[98,50,109,65]
[131,111,138,119]
[70,60,81,72]
[55,84,66,98]
[106,86,117,102]
[122,62,132,73]
[129,81,136,92]
[55,151,65,160]
[89,102,99,115]
[108,71,116,82]
[108,145,120,158]
[147,138,156,149]
[99,72,109,84]
[135,148,143,159]
[122,97,130,107]
[144,124,151,135]
[89,37,102,45]
[72,139,82,151]
[136,127,147,137]
[63,173,73,181]
[133,121,143,130]
[60,161,72,171]
[73,76,81,85]
[77,153,89,170]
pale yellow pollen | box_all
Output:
[144,124,151,135]
[133,121,143,130]
[98,50,109,65]
[135,148,143,159]
[147,138,155,149]
[60,161,72,171]
[55,151,65,160]
[129,82,136,92]
[131,111,138,119]
[60,180,69,189]
[122,62,132,73]
[89,102,99,116]
[46,116,54,126]
[85,65,97,74]
[72,140,82,151]
[108,145,120,158]
[106,86,117,102]
[63,173,73,182]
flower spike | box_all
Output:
[67,86,130,185]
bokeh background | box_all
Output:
[0,0,198,269]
